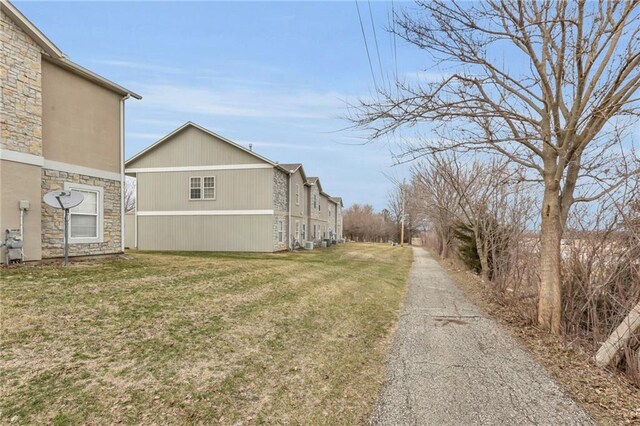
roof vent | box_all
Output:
[249,143,253,151]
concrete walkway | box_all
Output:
[371,248,594,425]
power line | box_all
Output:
[391,0,399,92]
[367,0,387,91]
[355,0,378,92]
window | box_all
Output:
[295,184,300,205]
[302,223,306,240]
[278,220,284,242]
[295,221,300,240]
[65,183,103,244]
[190,176,215,200]
[313,224,317,239]
[203,177,216,199]
[313,194,317,209]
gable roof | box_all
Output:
[1,0,63,58]
[125,122,287,172]
[1,0,141,99]
[307,176,324,193]
[280,163,309,181]
[330,197,344,207]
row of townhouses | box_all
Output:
[0,1,342,262]
[124,122,343,253]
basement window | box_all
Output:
[64,182,103,244]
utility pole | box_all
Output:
[400,180,405,247]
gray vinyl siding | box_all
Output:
[290,170,307,219]
[128,126,262,168]
[124,213,135,248]
[137,168,274,212]
[137,215,273,252]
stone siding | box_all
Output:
[272,213,289,252]
[309,185,320,220]
[272,169,289,251]
[1,9,43,155]
[41,169,122,258]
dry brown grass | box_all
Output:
[1,243,412,425]
[428,251,640,425]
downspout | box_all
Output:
[134,172,138,249]
[120,94,129,253]
[288,170,292,250]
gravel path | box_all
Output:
[371,247,594,425]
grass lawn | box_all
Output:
[1,243,412,425]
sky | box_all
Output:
[17,0,434,210]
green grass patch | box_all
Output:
[1,243,412,425]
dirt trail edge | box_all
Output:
[371,247,594,425]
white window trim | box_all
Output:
[302,223,306,240]
[295,221,300,240]
[202,176,216,200]
[64,182,104,244]
[295,184,300,205]
[278,220,284,243]
[189,176,216,201]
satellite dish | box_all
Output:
[43,190,84,210]
[43,190,85,266]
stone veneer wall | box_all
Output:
[41,169,122,258]
[1,9,42,155]
[272,169,289,251]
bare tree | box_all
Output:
[124,177,136,212]
[351,0,640,333]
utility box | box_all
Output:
[4,229,24,265]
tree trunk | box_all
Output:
[595,302,640,368]
[538,188,563,334]
[474,226,490,282]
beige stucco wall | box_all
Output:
[41,59,121,173]
[127,126,261,169]
[0,159,42,261]
[137,215,274,252]
[0,9,43,156]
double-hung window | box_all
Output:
[190,176,216,200]
[65,183,103,244]
[302,223,306,240]
[278,221,284,242]
[295,184,300,205]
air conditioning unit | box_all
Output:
[304,241,314,250]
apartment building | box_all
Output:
[0,0,140,261]
[126,122,343,252]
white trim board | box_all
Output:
[137,210,274,216]
[126,164,273,173]
[0,149,45,167]
[45,159,121,181]
[0,148,121,181]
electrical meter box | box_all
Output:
[19,200,30,210]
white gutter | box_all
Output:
[120,94,129,252]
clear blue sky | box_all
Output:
[18,1,433,210]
